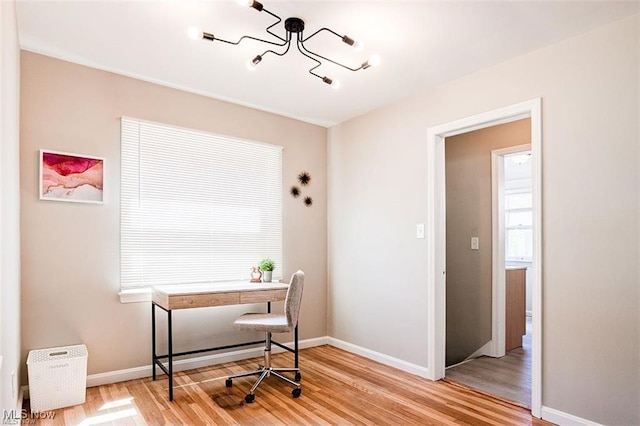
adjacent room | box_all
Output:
[1,1,639,425]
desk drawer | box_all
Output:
[240,288,287,304]
[168,292,240,309]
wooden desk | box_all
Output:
[151,281,294,401]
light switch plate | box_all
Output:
[471,237,479,250]
[416,224,425,239]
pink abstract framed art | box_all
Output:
[39,150,105,204]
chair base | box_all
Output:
[226,365,302,403]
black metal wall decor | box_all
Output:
[297,171,311,186]
[291,171,313,207]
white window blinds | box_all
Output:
[120,118,283,288]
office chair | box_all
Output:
[225,270,305,403]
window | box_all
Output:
[505,190,532,262]
[120,118,282,289]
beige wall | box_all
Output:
[444,119,530,366]
[329,14,639,424]
[19,52,327,381]
[1,0,22,412]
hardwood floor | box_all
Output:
[26,345,551,425]
[445,317,532,408]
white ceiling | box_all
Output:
[15,0,639,127]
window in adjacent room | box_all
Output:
[504,189,533,262]
[120,118,283,291]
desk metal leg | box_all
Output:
[294,324,299,368]
[168,309,173,401]
[151,303,156,380]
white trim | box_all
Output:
[541,406,604,426]
[426,98,543,417]
[328,338,430,379]
[119,288,151,303]
[20,46,334,128]
[425,128,446,381]
[81,336,327,388]
[490,144,531,358]
[490,149,506,358]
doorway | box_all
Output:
[425,99,542,417]
[444,141,533,408]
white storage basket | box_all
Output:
[27,344,88,412]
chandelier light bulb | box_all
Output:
[247,54,262,70]
[321,76,340,89]
[368,54,381,67]
[236,0,263,10]
[187,27,202,41]
[352,40,364,52]
[362,54,381,69]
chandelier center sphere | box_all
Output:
[284,17,305,33]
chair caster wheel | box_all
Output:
[225,379,232,387]
[292,388,302,398]
[295,372,301,381]
[245,393,255,403]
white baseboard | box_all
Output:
[327,337,430,379]
[541,406,604,426]
[85,336,328,388]
[469,340,494,359]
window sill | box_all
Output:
[119,288,152,304]
[506,259,533,267]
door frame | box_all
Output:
[490,144,531,358]
[426,98,542,417]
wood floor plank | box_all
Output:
[446,317,533,408]
[25,345,552,425]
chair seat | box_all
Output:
[234,312,292,333]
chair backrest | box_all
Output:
[285,270,305,329]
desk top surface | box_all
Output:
[152,281,289,296]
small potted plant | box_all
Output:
[259,258,275,282]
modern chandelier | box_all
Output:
[189,0,380,89]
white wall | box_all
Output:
[1,0,22,413]
[328,14,639,425]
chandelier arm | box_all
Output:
[298,40,362,72]
[301,27,342,43]
[260,33,292,59]
[295,36,324,80]
[214,34,287,48]
[262,9,286,42]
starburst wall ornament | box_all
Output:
[297,171,311,186]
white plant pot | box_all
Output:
[263,271,273,282]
